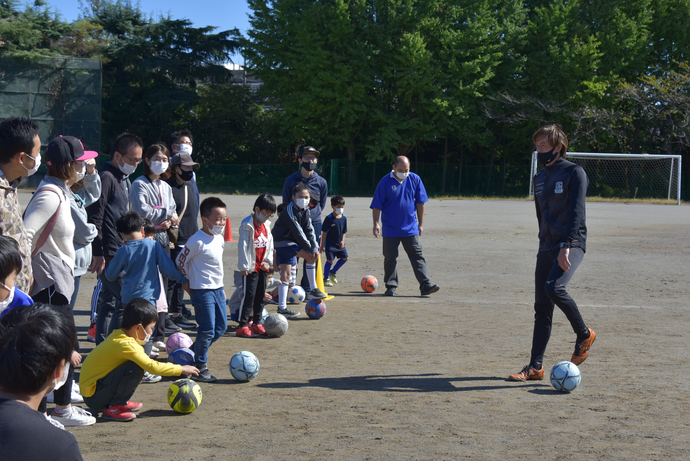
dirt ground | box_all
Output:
[20,191,690,460]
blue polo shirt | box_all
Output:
[370,171,428,238]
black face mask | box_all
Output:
[178,169,194,181]
[537,147,559,165]
[301,161,317,172]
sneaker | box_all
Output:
[308,288,327,300]
[323,279,334,287]
[154,340,166,351]
[571,328,596,365]
[236,326,255,338]
[149,351,159,359]
[164,316,182,333]
[171,314,197,330]
[151,344,160,353]
[102,404,136,422]
[45,413,65,430]
[123,401,143,412]
[384,288,396,296]
[420,283,440,296]
[508,365,544,381]
[277,307,300,319]
[191,365,217,383]
[329,274,338,284]
[50,406,96,427]
[87,324,96,343]
[141,371,162,383]
[249,324,268,336]
[70,383,84,404]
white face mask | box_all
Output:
[295,198,309,210]
[150,161,169,175]
[204,217,225,236]
[394,170,409,180]
[134,325,151,346]
[0,283,15,314]
[177,144,193,156]
[119,157,137,176]
[335,208,344,215]
[22,153,41,176]
[53,360,71,391]
[74,161,86,182]
[255,212,269,224]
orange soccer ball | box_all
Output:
[361,275,378,293]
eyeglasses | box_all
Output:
[301,156,317,162]
[122,153,143,166]
[260,211,274,219]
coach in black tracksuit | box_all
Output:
[510,125,596,382]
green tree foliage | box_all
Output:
[0,0,73,60]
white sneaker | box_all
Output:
[154,340,166,351]
[50,406,96,427]
[45,412,65,430]
[141,371,162,383]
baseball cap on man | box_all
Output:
[171,153,199,168]
[299,146,320,157]
[46,136,98,165]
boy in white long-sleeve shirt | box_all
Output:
[236,193,276,338]
[176,197,227,383]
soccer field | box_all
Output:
[22,191,689,460]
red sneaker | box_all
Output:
[124,401,143,412]
[249,324,268,336]
[236,326,255,338]
[102,404,136,421]
[87,324,96,343]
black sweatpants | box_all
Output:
[530,248,588,369]
[238,271,267,327]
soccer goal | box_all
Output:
[529,152,683,204]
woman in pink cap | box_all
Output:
[23,135,97,428]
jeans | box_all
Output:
[530,248,588,369]
[95,257,124,345]
[167,246,186,315]
[83,361,145,413]
[190,287,227,364]
[382,235,431,290]
[69,275,81,311]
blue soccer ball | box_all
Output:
[287,286,305,304]
[168,348,195,366]
[229,351,260,382]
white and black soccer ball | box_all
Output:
[287,286,305,304]
[264,313,289,337]
[229,351,260,382]
[550,361,581,392]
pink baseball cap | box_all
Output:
[46,135,98,165]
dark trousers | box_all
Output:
[167,246,189,316]
[83,361,145,413]
[33,290,77,412]
[299,221,322,290]
[530,248,588,369]
[239,271,267,327]
[382,235,430,290]
[95,256,124,345]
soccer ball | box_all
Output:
[305,299,326,319]
[287,286,306,303]
[550,361,582,392]
[166,332,193,355]
[168,347,195,366]
[167,378,202,414]
[361,275,378,293]
[229,351,260,382]
[263,313,289,337]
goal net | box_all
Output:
[529,152,682,204]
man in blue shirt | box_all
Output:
[282,146,328,297]
[370,156,439,297]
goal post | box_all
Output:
[529,152,682,205]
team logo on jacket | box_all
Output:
[392,185,397,191]
[554,182,563,194]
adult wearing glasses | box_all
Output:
[87,133,144,344]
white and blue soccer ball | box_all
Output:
[550,361,581,392]
[229,351,260,382]
[287,286,305,304]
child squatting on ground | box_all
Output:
[176,197,228,382]
[320,195,348,287]
[236,193,277,338]
[79,298,199,421]
[271,183,327,318]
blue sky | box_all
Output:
[49,0,252,61]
